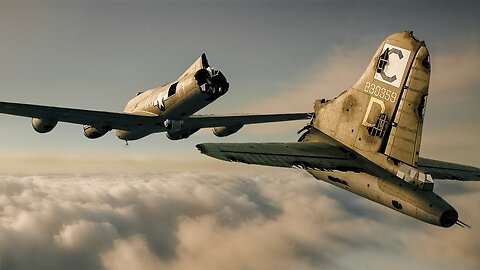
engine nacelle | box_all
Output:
[83,125,110,139]
[164,119,199,140]
[213,125,243,137]
[166,128,200,140]
[32,118,58,133]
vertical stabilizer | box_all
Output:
[313,31,430,167]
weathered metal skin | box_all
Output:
[83,125,111,139]
[116,53,229,141]
[32,118,58,133]
[307,169,456,227]
[313,31,430,168]
[308,31,456,227]
[197,31,479,227]
[213,125,244,137]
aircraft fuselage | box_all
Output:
[299,125,458,227]
[114,54,229,141]
[308,169,457,227]
[300,31,456,227]
[197,31,478,228]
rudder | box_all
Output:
[382,39,430,166]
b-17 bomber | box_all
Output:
[197,31,480,228]
[0,54,309,142]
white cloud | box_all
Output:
[0,172,479,270]
[101,235,167,270]
[54,220,119,250]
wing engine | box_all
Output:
[212,125,243,137]
[83,125,111,139]
[31,118,58,133]
[164,119,200,140]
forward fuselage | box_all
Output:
[115,54,228,141]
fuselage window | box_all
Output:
[168,82,178,97]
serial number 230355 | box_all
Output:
[364,82,397,103]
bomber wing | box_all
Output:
[0,101,159,130]
[196,142,364,172]
[418,158,480,181]
[0,101,311,136]
[182,113,311,130]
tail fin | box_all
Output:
[312,31,430,167]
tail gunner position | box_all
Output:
[198,31,480,228]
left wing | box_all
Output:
[0,101,311,136]
[0,101,160,130]
[196,142,365,172]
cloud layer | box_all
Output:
[0,172,479,270]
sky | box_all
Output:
[0,1,479,269]
[0,0,478,171]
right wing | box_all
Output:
[183,112,311,130]
[196,142,365,172]
[418,158,480,181]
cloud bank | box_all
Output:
[0,172,479,270]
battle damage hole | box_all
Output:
[168,82,178,97]
[392,200,403,210]
[328,175,349,186]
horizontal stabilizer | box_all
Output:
[418,158,480,181]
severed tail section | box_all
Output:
[198,31,479,228]
[312,31,430,167]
